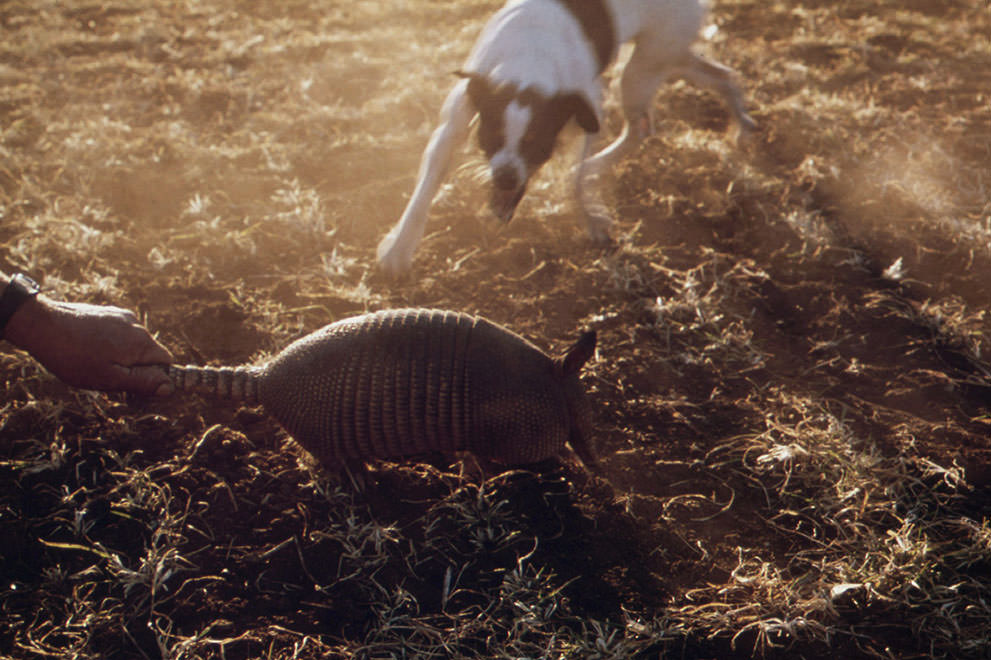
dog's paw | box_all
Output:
[636,111,654,140]
[583,211,613,244]
[376,234,414,278]
[734,114,758,147]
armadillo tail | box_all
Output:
[169,365,262,403]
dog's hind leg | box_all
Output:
[585,45,672,171]
[377,81,474,276]
[672,53,757,138]
[588,44,756,171]
[574,44,674,240]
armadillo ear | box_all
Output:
[559,330,597,377]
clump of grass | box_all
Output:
[669,391,991,658]
[4,441,196,657]
[865,292,990,374]
[646,253,769,373]
[595,245,770,375]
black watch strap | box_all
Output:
[0,273,41,339]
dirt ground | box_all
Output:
[2,0,991,658]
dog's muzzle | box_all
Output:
[490,167,525,222]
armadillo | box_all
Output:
[169,308,597,467]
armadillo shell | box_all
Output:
[256,308,571,466]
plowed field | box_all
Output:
[2,1,990,657]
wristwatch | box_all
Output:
[0,273,41,339]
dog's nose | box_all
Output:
[492,167,519,192]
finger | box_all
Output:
[111,364,175,396]
[134,338,174,366]
[118,328,173,366]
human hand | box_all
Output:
[4,296,174,395]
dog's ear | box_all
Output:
[557,93,600,133]
[454,70,489,109]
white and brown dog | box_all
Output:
[377,0,756,276]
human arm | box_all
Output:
[0,271,174,395]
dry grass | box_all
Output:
[3,0,991,658]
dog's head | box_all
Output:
[459,72,599,222]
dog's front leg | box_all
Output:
[377,81,474,276]
[573,132,613,243]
